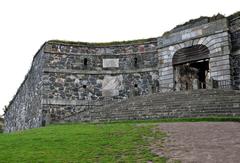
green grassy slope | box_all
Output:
[1,117,239,162]
[0,122,166,163]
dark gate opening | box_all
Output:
[189,60,209,89]
[173,45,210,91]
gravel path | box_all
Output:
[152,122,240,163]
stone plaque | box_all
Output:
[102,75,123,96]
[182,29,203,40]
[103,59,119,68]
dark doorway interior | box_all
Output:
[189,60,209,89]
[173,45,210,91]
[174,59,209,91]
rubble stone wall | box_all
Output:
[229,13,240,88]
[4,47,45,132]
[41,41,160,124]
[4,12,240,132]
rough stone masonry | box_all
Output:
[4,12,240,132]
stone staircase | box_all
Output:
[98,89,240,121]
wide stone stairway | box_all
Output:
[99,89,240,121]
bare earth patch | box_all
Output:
[152,122,240,163]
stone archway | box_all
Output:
[172,45,210,91]
[158,32,232,92]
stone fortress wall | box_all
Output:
[229,13,240,86]
[4,47,46,132]
[42,39,160,124]
[4,12,240,132]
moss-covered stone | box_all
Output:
[47,38,157,47]
[163,13,225,36]
[228,11,240,20]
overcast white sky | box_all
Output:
[0,0,239,115]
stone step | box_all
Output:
[101,89,240,120]
[107,108,240,115]
[113,99,240,108]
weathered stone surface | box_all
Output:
[103,59,119,68]
[102,75,123,96]
[4,12,240,132]
[4,47,45,132]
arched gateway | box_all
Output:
[158,18,233,92]
[173,45,210,91]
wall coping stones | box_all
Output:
[46,38,157,48]
[228,11,240,21]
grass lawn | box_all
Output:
[0,117,239,163]
[0,122,167,163]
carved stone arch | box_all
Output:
[169,40,203,62]
[168,46,178,59]
[170,35,227,64]
[158,32,232,92]
[197,35,227,55]
[205,38,223,55]
[172,44,210,91]
[172,44,210,65]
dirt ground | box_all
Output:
[152,122,240,163]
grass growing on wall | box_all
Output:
[0,122,166,163]
[48,38,156,47]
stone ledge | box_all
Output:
[43,67,160,75]
[42,99,103,106]
[44,49,157,56]
[46,38,157,48]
